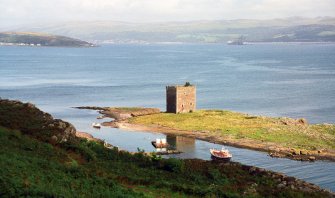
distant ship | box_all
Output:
[227,40,245,45]
[227,36,246,45]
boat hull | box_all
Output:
[151,141,169,148]
[92,122,101,129]
[210,149,232,161]
[210,154,231,161]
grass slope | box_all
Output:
[0,127,142,197]
[0,100,332,197]
[130,110,335,151]
[0,126,329,197]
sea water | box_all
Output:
[1,43,335,191]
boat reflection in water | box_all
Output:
[152,135,195,155]
[155,148,167,152]
[166,135,195,153]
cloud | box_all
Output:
[0,0,334,27]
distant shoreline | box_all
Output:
[2,41,334,46]
[0,42,98,48]
[96,41,335,45]
[0,32,97,47]
[245,41,335,45]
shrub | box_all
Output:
[184,82,191,87]
[61,142,97,161]
[163,158,184,172]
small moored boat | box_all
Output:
[151,138,169,148]
[210,147,232,161]
[92,122,101,129]
[97,115,104,119]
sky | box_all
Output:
[1,0,335,27]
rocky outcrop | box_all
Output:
[76,131,104,143]
[280,117,308,126]
[0,98,76,144]
[129,108,161,117]
[102,107,161,120]
[268,147,335,161]
[76,106,160,121]
[46,119,76,143]
[240,164,333,195]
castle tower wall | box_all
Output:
[166,85,196,113]
[166,86,177,113]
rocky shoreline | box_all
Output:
[76,131,103,142]
[76,106,335,162]
[233,163,331,194]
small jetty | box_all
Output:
[151,138,182,155]
[156,149,182,155]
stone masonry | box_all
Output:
[166,85,196,113]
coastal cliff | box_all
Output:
[0,99,76,144]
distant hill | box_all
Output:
[0,32,96,47]
[5,17,335,43]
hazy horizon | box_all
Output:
[1,0,335,28]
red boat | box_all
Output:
[210,148,232,161]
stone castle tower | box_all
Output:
[166,84,196,113]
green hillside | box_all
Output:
[0,99,332,197]
[0,32,95,47]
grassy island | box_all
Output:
[129,110,335,160]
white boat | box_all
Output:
[210,147,232,161]
[92,122,101,129]
[151,138,169,148]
